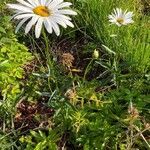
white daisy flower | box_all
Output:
[108,8,134,26]
[7,0,77,38]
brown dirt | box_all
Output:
[14,100,55,132]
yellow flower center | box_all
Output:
[116,18,124,24]
[33,6,52,17]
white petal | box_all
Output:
[113,8,117,16]
[51,20,60,36]
[11,12,23,19]
[15,14,35,19]
[7,4,32,13]
[25,16,39,34]
[109,19,116,23]
[116,22,121,26]
[46,0,52,6]
[108,15,115,20]
[35,18,43,38]
[54,14,72,20]
[125,12,133,19]
[57,9,77,15]
[55,2,72,9]
[15,17,30,33]
[52,17,67,28]
[39,0,46,5]
[16,0,33,8]
[48,0,63,8]
[124,19,134,24]
[44,18,52,33]
[27,0,39,6]
[119,8,123,16]
[63,19,74,28]
[115,8,121,17]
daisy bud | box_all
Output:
[92,49,99,59]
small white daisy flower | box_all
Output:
[7,0,77,38]
[108,8,134,26]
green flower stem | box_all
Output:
[113,55,118,88]
[42,29,53,92]
[42,29,51,66]
[83,58,94,82]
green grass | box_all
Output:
[74,0,150,73]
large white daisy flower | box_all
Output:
[108,8,134,26]
[7,0,77,38]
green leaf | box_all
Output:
[102,44,116,55]
[0,60,9,66]
[34,140,47,150]
[0,27,6,34]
